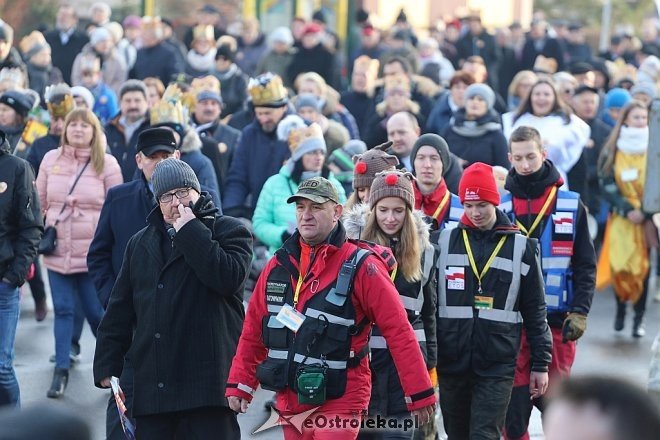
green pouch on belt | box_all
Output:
[296,365,327,405]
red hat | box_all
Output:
[459,162,500,206]
[302,23,323,36]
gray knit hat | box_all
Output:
[369,170,415,210]
[352,145,400,189]
[411,134,450,174]
[152,158,201,200]
[464,83,495,110]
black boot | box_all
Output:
[632,315,646,338]
[614,302,626,331]
[47,368,69,398]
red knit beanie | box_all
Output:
[459,162,500,206]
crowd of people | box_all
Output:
[0,2,660,439]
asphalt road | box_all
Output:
[10,270,660,439]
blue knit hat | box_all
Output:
[604,88,632,109]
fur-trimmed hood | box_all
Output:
[179,127,203,153]
[342,202,431,249]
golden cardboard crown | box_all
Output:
[289,123,324,152]
[384,73,410,91]
[150,84,187,126]
[193,25,214,42]
[248,73,287,106]
[191,75,221,95]
[45,83,74,118]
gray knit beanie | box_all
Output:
[152,158,201,200]
[464,83,495,110]
[411,134,450,174]
[369,170,415,210]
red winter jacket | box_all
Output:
[226,223,436,415]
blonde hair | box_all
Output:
[508,70,538,98]
[361,207,422,282]
[61,108,106,175]
[344,192,361,211]
[598,100,648,177]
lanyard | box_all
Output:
[515,186,557,237]
[294,272,303,306]
[462,229,507,293]
[431,191,451,220]
[390,265,398,281]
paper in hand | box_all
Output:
[111,376,137,440]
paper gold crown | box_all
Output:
[384,73,411,91]
[248,73,288,106]
[46,84,75,118]
[150,84,187,127]
[533,55,558,74]
[193,25,215,41]
[191,75,221,95]
[288,123,324,151]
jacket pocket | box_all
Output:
[436,319,460,362]
[485,321,519,363]
[256,358,289,391]
[262,316,289,349]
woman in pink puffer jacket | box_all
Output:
[36,108,122,399]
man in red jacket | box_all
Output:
[227,177,436,439]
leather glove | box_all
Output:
[428,368,438,388]
[189,192,219,218]
[562,312,587,342]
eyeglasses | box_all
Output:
[158,188,192,204]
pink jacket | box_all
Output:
[37,145,123,274]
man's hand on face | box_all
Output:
[173,203,196,232]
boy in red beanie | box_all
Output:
[435,162,552,440]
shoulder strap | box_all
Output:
[325,247,372,307]
[53,158,91,226]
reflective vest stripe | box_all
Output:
[504,234,527,311]
[479,309,523,323]
[237,383,255,395]
[267,316,285,328]
[293,354,347,369]
[542,257,571,269]
[436,229,452,310]
[439,306,474,319]
[267,349,288,359]
[305,307,355,326]
[369,329,426,349]
[267,304,283,314]
[446,254,469,266]
[491,257,513,273]
[556,196,579,210]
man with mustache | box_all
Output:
[105,79,151,181]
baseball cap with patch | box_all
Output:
[287,177,339,204]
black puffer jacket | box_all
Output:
[0,144,43,287]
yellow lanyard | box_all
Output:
[515,186,557,237]
[431,191,451,220]
[462,229,507,293]
[390,265,398,281]
[294,273,303,306]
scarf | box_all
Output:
[186,48,217,72]
[616,126,649,154]
[214,63,238,81]
[450,109,502,138]
[413,180,449,219]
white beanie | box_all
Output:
[71,86,95,109]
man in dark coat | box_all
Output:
[520,20,565,72]
[456,14,499,89]
[130,17,185,85]
[286,23,336,88]
[43,5,88,84]
[93,158,252,439]
[223,73,291,219]
[191,87,241,196]
[0,129,43,408]
[88,128,182,440]
[105,80,151,182]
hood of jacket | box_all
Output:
[342,202,431,250]
[179,126,203,153]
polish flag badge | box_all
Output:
[446,267,465,290]
[552,212,574,234]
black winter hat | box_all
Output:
[137,127,177,156]
[0,90,35,118]
[152,158,201,200]
[411,134,450,174]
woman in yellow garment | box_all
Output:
[598,100,656,338]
